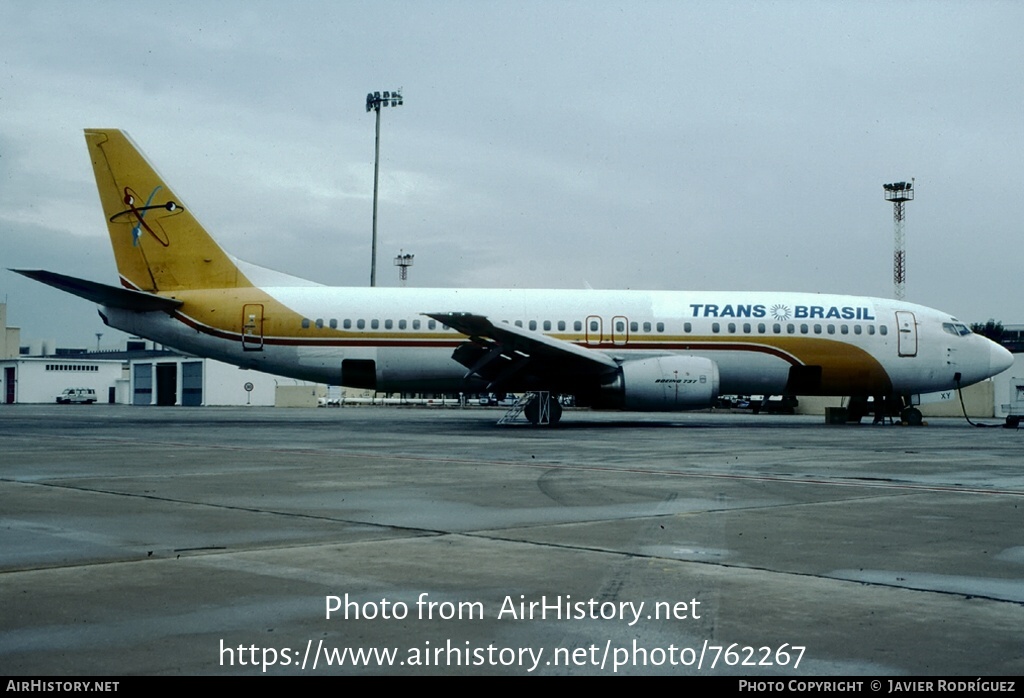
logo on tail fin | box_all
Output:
[109,186,182,247]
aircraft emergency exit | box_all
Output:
[14,129,1014,424]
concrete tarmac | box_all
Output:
[1,405,1021,676]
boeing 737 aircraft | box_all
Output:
[15,130,1014,424]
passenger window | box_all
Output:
[329,319,338,329]
[827,325,835,335]
[868,325,875,335]
[801,324,809,334]
[854,325,862,335]
[880,325,888,336]
[315,319,324,328]
[428,320,437,330]
[544,320,552,331]
[398,319,407,330]
[615,320,625,332]
[645,322,653,332]
[558,320,566,331]
[385,319,393,330]
[683,322,691,333]
[630,321,638,332]
[515,320,523,328]
[773,323,781,333]
[357,319,366,330]
[574,321,582,331]
[728,323,737,333]
[301,318,310,329]
[413,319,421,330]
[758,323,766,334]
[589,320,598,331]
[840,325,849,335]
[787,324,795,334]
[656,322,664,332]
[743,323,751,333]
[813,324,821,334]
[712,322,721,333]
[371,319,379,330]
[344,319,352,329]
[529,320,537,331]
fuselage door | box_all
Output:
[896,310,918,357]
[585,315,603,346]
[242,303,264,351]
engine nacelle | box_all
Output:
[594,355,720,411]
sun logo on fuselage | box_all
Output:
[771,304,791,321]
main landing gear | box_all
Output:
[498,391,563,426]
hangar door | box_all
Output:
[133,364,153,405]
[182,362,203,406]
[156,363,177,406]
[4,367,14,404]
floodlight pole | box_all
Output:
[366,89,403,287]
[371,106,381,287]
[883,179,914,301]
[394,250,414,286]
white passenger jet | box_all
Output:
[14,130,1014,424]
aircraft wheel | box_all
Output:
[901,407,923,426]
[524,398,540,425]
[524,394,561,426]
[550,399,563,425]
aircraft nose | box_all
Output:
[990,341,1013,376]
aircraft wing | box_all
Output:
[425,311,618,391]
[12,269,184,312]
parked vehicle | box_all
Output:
[56,388,97,404]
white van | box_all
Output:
[56,388,97,404]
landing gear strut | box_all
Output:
[498,391,562,426]
[523,392,562,426]
[900,406,923,426]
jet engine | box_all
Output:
[592,355,720,411]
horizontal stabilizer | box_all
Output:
[11,269,183,312]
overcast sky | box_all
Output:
[2,0,1021,348]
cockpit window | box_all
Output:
[943,322,972,337]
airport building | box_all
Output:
[1,356,124,405]
[1,349,318,407]
[0,304,18,361]
[992,325,1024,419]
[125,354,283,407]
[0,305,317,406]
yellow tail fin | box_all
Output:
[85,129,252,292]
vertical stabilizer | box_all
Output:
[85,129,252,292]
